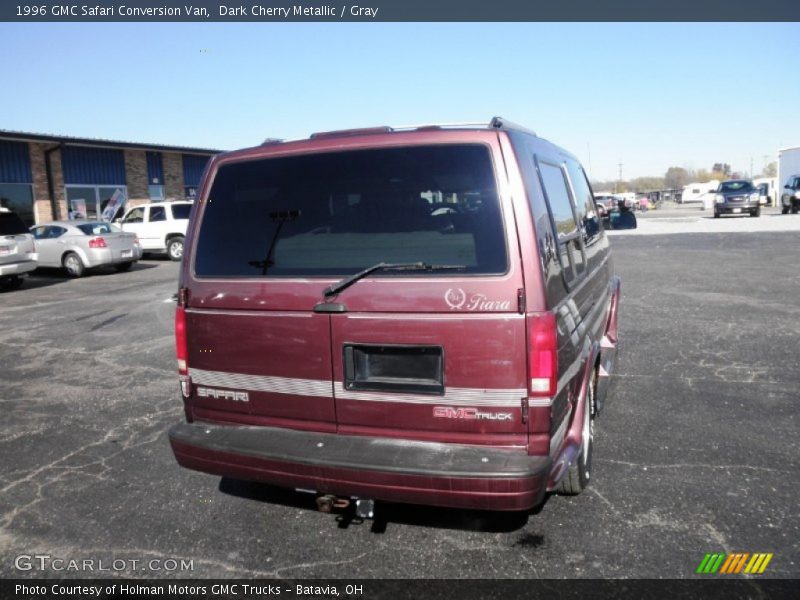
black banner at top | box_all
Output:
[1,0,799,22]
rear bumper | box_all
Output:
[0,259,37,277]
[84,247,142,267]
[169,422,550,511]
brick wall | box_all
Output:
[27,142,65,223]
[163,152,184,200]
[51,148,67,220]
[29,142,52,223]
[124,150,148,202]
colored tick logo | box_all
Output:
[696,552,773,575]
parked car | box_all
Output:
[780,174,800,214]
[604,200,638,230]
[168,117,621,514]
[117,201,192,261]
[712,180,761,218]
[30,221,141,277]
[593,193,620,211]
[0,208,37,291]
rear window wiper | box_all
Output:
[323,262,467,297]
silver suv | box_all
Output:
[780,175,800,214]
[0,208,37,291]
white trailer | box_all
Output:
[681,181,718,205]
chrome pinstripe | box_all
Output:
[189,367,526,407]
[189,368,331,398]
[334,383,525,407]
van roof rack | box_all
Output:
[307,117,536,141]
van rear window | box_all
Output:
[194,145,507,277]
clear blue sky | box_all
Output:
[1,22,798,181]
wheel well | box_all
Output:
[165,233,185,243]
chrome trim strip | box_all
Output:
[189,368,526,408]
[190,368,332,398]
[345,313,524,321]
[334,383,525,407]
[527,398,552,408]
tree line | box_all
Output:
[591,162,777,193]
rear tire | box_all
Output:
[751,207,760,217]
[63,252,85,278]
[115,262,133,272]
[713,211,720,218]
[167,236,184,261]
[782,205,790,214]
[559,376,595,495]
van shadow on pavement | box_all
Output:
[218,477,547,534]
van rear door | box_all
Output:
[184,136,528,444]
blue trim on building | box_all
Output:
[61,146,126,185]
[0,140,33,184]
[146,152,164,184]
[183,154,210,187]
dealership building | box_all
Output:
[0,130,220,227]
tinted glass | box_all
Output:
[0,184,34,227]
[195,145,506,277]
[719,181,753,193]
[149,206,167,222]
[0,211,28,235]
[171,204,192,220]
[565,159,603,242]
[539,162,577,237]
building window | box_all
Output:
[184,186,198,200]
[0,183,35,227]
[148,184,165,201]
[65,185,127,221]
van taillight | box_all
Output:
[88,237,107,248]
[528,313,558,396]
[175,306,188,375]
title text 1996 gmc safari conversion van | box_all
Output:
[168,117,621,513]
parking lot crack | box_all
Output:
[594,458,780,472]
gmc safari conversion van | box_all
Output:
[169,117,621,513]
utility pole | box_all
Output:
[750,156,753,179]
[617,160,623,192]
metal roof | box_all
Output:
[0,129,222,155]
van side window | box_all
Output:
[537,161,586,282]
[564,159,603,246]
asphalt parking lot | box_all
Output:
[1,219,798,579]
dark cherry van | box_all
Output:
[168,118,621,512]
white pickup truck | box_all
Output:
[118,201,192,261]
